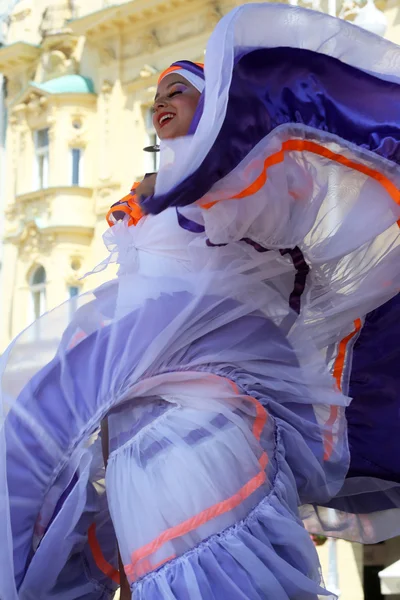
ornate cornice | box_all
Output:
[10,85,97,114]
[5,219,94,259]
[4,220,57,259]
[69,0,200,38]
[5,187,94,239]
[15,186,93,204]
[0,42,40,76]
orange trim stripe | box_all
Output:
[88,523,120,585]
[323,318,362,461]
[250,395,268,441]
[125,456,269,581]
[106,204,132,227]
[158,65,182,82]
[200,139,400,213]
[129,457,268,569]
[106,197,144,228]
[333,319,363,392]
[226,379,268,441]
[158,63,204,84]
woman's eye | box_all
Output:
[168,90,182,98]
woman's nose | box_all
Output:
[154,96,168,110]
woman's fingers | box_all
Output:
[136,173,157,203]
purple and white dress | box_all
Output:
[1,4,400,600]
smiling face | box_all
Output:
[152,74,201,140]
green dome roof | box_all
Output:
[32,75,95,95]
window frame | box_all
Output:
[28,265,47,336]
[70,147,84,186]
[33,128,50,190]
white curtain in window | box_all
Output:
[34,129,49,190]
[29,265,47,336]
[29,266,46,316]
[70,148,83,186]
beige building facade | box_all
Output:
[0,0,399,598]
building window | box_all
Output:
[29,265,46,338]
[69,285,79,298]
[68,284,80,319]
[34,128,49,189]
[70,148,83,186]
[144,107,160,174]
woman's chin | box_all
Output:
[159,131,176,141]
[158,124,187,141]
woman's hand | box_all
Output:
[135,173,157,204]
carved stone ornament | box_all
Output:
[10,6,32,23]
[19,128,28,151]
[40,49,78,82]
[71,114,84,130]
[70,256,82,272]
[101,80,113,95]
[98,45,117,65]
[98,186,113,199]
[17,222,56,260]
[24,199,51,223]
[140,30,160,53]
[26,93,48,118]
[69,134,84,148]
[65,273,82,287]
[95,182,121,214]
[5,204,19,222]
[7,77,24,100]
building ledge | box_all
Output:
[11,82,98,110]
[69,0,192,37]
[0,41,40,72]
[16,186,94,203]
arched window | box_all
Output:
[29,265,46,322]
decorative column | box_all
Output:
[99,80,113,182]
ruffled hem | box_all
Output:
[133,449,335,600]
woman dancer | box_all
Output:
[1,4,400,599]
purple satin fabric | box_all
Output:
[143,47,400,214]
[175,208,205,233]
[168,60,204,80]
[347,293,400,483]
[325,293,400,515]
